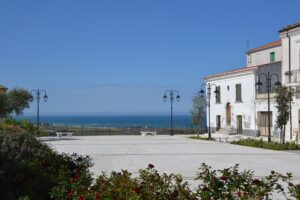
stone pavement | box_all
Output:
[45,135,300,184]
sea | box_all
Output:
[20,115,198,129]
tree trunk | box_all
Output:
[282,125,286,144]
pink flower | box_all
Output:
[133,187,141,194]
[251,179,260,185]
[148,164,154,169]
[67,190,74,198]
[79,195,85,200]
[95,192,101,199]
[220,176,228,181]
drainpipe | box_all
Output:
[287,32,293,140]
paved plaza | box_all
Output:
[45,135,300,183]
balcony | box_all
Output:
[285,70,300,85]
[256,93,276,100]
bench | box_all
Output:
[140,131,157,136]
[216,137,228,142]
[56,132,73,137]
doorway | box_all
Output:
[257,111,272,136]
[237,115,243,134]
[216,115,221,131]
[226,103,231,126]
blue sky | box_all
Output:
[1,0,299,115]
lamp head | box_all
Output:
[163,94,167,102]
[43,94,48,102]
[274,81,282,87]
[176,95,180,102]
[255,81,263,92]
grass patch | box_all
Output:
[189,136,215,141]
[231,138,300,150]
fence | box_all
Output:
[41,124,208,136]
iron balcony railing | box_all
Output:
[285,70,300,84]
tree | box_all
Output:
[0,88,33,119]
[275,86,293,144]
[190,92,206,136]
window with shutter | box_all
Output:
[270,52,275,62]
[236,84,242,102]
[215,86,221,103]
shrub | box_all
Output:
[50,164,195,200]
[0,130,92,200]
[195,163,293,199]
[231,138,300,150]
[189,136,215,141]
[49,162,300,200]
[0,118,44,135]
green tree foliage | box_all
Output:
[0,88,33,118]
[275,86,293,144]
[190,92,206,135]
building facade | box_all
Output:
[280,22,300,141]
[204,22,300,141]
[204,66,257,136]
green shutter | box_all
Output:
[236,84,242,102]
[270,52,275,62]
[216,86,221,103]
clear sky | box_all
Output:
[1,0,299,116]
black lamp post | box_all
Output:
[31,89,48,134]
[199,83,218,140]
[163,90,180,136]
[255,72,281,143]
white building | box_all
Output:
[204,66,257,136]
[204,25,292,139]
[280,22,300,141]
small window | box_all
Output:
[215,86,221,103]
[270,52,275,62]
[236,84,242,102]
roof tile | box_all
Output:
[246,40,281,54]
[279,21,300,32]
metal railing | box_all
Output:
[40,124,207,136]
[285,70,300,84]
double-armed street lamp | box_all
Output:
[255,72,281,143]
[199,83,218,140]
[31,89,48,134]
[163,90,180,136]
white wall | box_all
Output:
[247,46,282,67]
[280,28,300,142]
[206,72,256,133]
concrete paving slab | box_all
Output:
[45,135,300,182]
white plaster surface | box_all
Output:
[45,135,300,184]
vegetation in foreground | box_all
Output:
[231,138,300,150]
[189,135,215,141]
[1,124,300,200]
